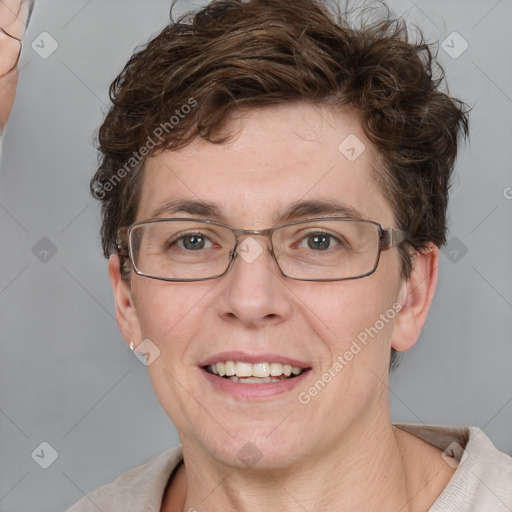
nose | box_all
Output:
[215,235,292,328]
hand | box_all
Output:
[0,0,34,131]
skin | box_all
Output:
[109,103,455,512]
[0,0,31,132]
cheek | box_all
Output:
[293,268,401,363]
[131,279,214,355]
[130,281,213,423]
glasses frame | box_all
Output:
[116,217,408,282]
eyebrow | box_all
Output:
[149,197,363,224]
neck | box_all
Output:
[175,415,452,512]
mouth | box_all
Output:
[203,360,309,384]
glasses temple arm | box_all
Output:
[381,228,409,249]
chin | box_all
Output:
[193,419,317,471]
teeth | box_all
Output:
[233,376,276,384]
[235,361,253,377]
[208,361,305,379]
[270,363,283,376]
[225,361,236,376]
[252,362,270,377]
[225,376,285,384]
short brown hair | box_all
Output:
[91,0,469,365]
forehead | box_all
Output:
[137,103,394,227]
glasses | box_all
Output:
[116,217,408,282]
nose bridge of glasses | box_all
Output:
[233,227,273,237]
[232,227,274,244]
[231,227,276,259]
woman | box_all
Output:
[23,0,508,510]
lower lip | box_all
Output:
[201,367,311,399]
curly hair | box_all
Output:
[91,0,470,367]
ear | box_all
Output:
[391,243,439,352]
[108,254,142,348]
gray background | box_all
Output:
[0,1,511,511]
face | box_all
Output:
[111,103,431,471]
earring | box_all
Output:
[130,341,134,351]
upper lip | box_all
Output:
[199,351,311,369]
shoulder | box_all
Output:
[64,445,183,512]
[396,424,512,511]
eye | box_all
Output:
[168,232,214,251]
[298,231,342,251]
